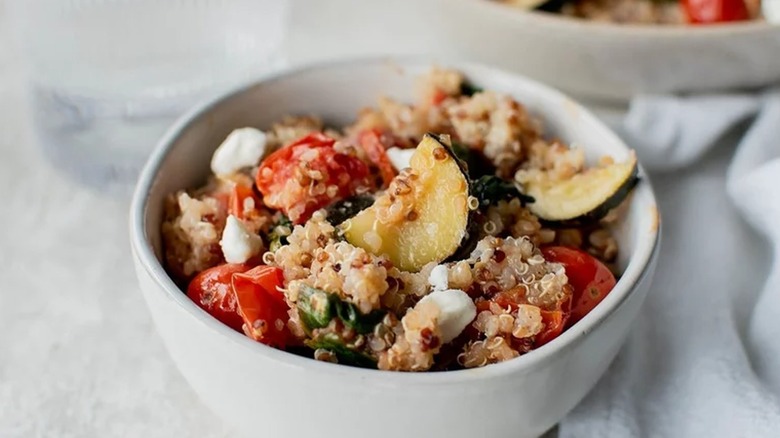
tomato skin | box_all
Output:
[357,129,398,187]
[255,133,372,224]
[476,285,572,347]
[228,183,259,220]
[683,0,749,23]
[481,287,525,312]
[187,263,250,332]
[232,265,292,348]
[187,264,292,346]
[430,89,448,106]
[541,246,617,327]
[534,296,572,347]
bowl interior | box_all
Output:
[135,58,659,375]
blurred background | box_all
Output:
[2,0,440,193]
[4,0,777,195]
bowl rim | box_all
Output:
[130,56,661,385]
[467,0,776,35]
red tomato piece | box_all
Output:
[477,284,572,347]
[232,265,292,347]
[430,89,448,106]
[483,287,525,312]
[683,0,749,23]
[228,183,260,220]
[255,133,372,224]
[541,246,617,327]
[187,263,250,332]
[534,296,572,347]
[357,129,398,187]
[211,191,230,215]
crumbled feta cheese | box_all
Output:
[386,147,415,171]
[210,127,268,176]
[418,289,476,343]
[428,265,449,291]
[219,215,264,263]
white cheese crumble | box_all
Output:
[428,265,449,291]
[418,289,477,343]
[386,147,415,171]
[219,215,264,264]
[210,127,268,177]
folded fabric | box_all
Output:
[560,90,780,437]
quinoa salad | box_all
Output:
[162,68,639,371]
[496,0,761,24]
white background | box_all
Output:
[0,1,771,437]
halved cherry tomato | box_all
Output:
[212,191,230,215]
[187,263,250,332]
[228,183,260,220]
[357,129,398,187]
[255,133,372,224]
[430,89,448,106]
[480,287,524,312]
[541,246,617,327]
[232,265,292,347]
[477,284,572,347]
[683,0,749,23]
[535,296,572,347]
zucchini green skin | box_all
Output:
[297,285,386,335]
[297,285,383,368]
[471,175,534,208]
[540,167,640,228]
[325,195,375,226]
[445,212,484,263]
[452,141,494,178]
[305,333,377,369]
[459,81,483,97]
[335,302,385,335]
[297,285,334,331]
[536,0,567,12]
[268,215,293,252]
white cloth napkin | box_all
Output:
[560,91,780,437]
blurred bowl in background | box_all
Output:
[426,0,780,102]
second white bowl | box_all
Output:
[427,0,780,102]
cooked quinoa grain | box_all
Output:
[162,192,226,281]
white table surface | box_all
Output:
[0,1,766,437]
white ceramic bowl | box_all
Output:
[130,58,660,438]
[426,0,780,102]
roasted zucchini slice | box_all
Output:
[523,153,638,225]
[343,134,471,272]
